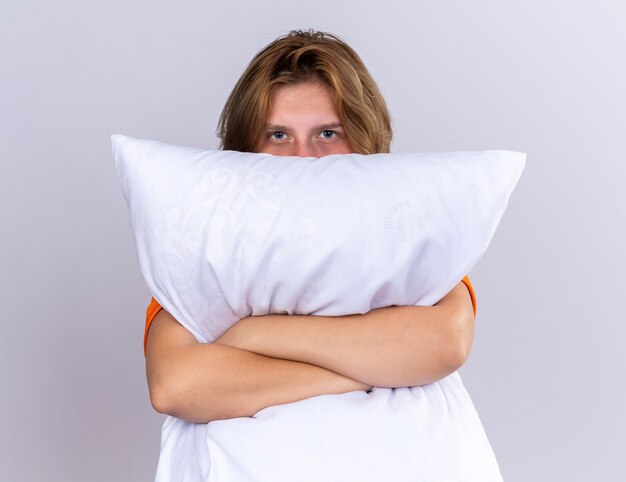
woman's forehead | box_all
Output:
[267,82,340,126]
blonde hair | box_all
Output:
[217,29,393,154]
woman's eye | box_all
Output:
[269,131,286,140]
[320,130,337,139]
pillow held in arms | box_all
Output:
[112,134,525,343]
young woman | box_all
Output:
[145,27,477,453]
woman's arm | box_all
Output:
[146,309,372,424]
[146,281,473,422]
[215,281,475,388]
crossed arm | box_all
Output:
[146,281,475,423]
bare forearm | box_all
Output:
[217,283,473,388]
[218,306,450,387]
[151,341,371,423]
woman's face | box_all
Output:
[255,81,354,157]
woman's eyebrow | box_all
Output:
[265,124,290,131]
[265,122,344,131]
[315,123,344,130]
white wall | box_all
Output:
[1,1,624,480]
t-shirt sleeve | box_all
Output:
[461,275,477,320]
[144,297,163,357]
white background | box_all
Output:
[1,1,624,480]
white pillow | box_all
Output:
[112,134,524,481]
[112,134,525,343]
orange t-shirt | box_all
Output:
[143,275,477,357]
